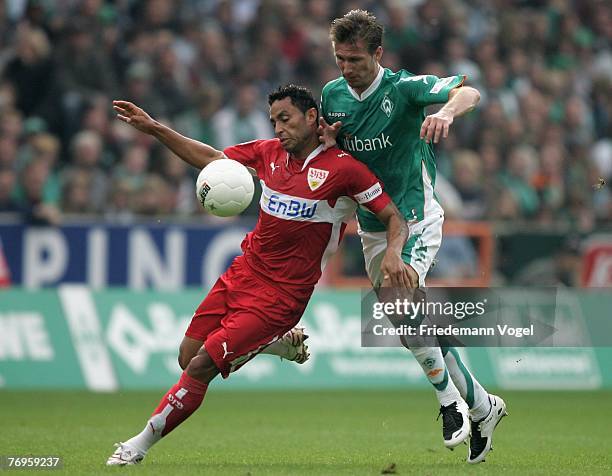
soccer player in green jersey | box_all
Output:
[319,10,507,464]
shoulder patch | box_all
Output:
[429,77,455,94]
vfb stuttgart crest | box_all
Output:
[380,95,394,117]
[307,167,329,191]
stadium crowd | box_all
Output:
[0,0,610,229]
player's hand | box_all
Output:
[380,252,419,289]
[113,100,157,135]
[420,110,453,144]
[317,117,342,151]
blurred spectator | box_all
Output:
[3,24,54,118]
[158,149,196,216]
[0,0,608,227]
[17,158,61,225]
[212,83,273,149]
[0,167,19,213]
[53,19,119,140]
[498,146,540,218]
[61,130,108,212]
[135,174,174,215]
[175,86,222,146]
[0,134,18,169]
[0,81,17,111]
[113,143,149,192]
[451,150,486,220]
[105,178,135,224]
[431,173,478,281]
[123,60,167,119]
[61,169,96,214]
[0,107,23,140]
[55,19,118,99]
[445,36,481,87]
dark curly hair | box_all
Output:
[268,84,318,117]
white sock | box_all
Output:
[470,394,492,421]
[442,347,490,420]
[410,346,462,406]
[123,414,165,454]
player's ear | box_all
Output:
[306,107,318,126]
[374,46,383,63]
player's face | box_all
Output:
[269,98,316,153]
[333,40,382,93]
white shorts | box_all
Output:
[359,212,444,288]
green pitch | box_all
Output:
[2,389,611,475]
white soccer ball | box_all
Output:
[196,159,255,217]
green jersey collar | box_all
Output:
[346,65,384,102]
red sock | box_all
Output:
[150,372,208,437]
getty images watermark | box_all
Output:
[361,287,612,348]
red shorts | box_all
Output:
[185,256,312,378]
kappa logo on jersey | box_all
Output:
[380,95,394,118]
[307,167,329,191]
[270,162,279,174]
[328,111,348,118]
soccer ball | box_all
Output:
[196,159,255,217]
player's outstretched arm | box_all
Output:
[375,203,416,288]
[420,86,480,144]
[113,100,224,169]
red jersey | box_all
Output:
[223,139,390,293]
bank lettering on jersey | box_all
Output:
[342,132,393,152]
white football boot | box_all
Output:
[265,326,310,364]
[106,442,145,466]
[467,394,508,464]
[438,399,471,449]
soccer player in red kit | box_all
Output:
[107,85,412,465]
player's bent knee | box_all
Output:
[178,347,196,370]
[185,348,219,383]
[178,349,189,370]
[178,337,203,370]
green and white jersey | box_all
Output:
[321,67,465,232]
